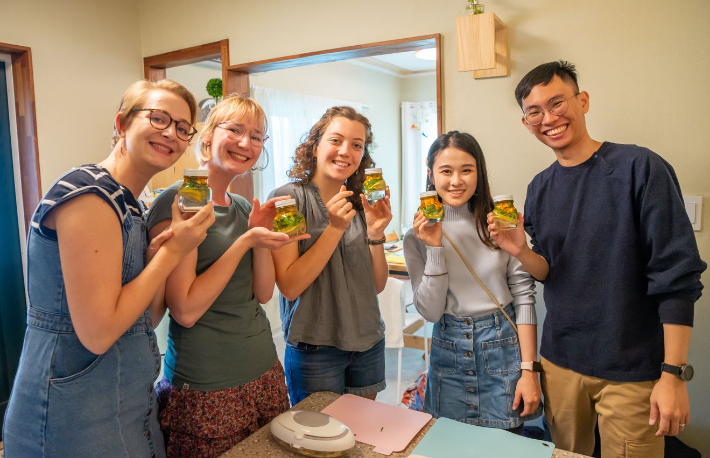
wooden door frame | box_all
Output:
[0,42,41,235]
[225,34,443,135]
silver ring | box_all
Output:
[680,423,686,427]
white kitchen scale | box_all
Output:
[270,410,356,457]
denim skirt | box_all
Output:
[425,304,542,429]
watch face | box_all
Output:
[682,365,694,381]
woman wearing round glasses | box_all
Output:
[146,94,308,458]
[3,80,214,458]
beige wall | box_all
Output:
[0,0,144,192]
[138,0,710,451]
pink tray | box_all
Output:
[322,394,432,455]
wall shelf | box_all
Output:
[455,12,508,79]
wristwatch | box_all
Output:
[661,362,694,381]
[521,361,542,373]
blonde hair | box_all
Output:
[112,79,197,147]
[196,94,268,166]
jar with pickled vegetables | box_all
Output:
[419,191,444,223]
[178,169,211,212]
[492,195,518,230]
[273,199,306,237]
[363,168,386,205]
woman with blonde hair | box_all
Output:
[3,79,213,457]
[147,94,307,458]
[269,106,392,404]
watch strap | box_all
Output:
[521,361,542,372]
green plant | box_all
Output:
[206,78,223,100]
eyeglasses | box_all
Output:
[132,108,197,141]
[523,93,580,126]
[216,122,269,147]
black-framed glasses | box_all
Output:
[216,122,269,147]
[523,93,580,126]
[132,108,197,141]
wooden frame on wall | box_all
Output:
[0,42,42,235]
[143,34,443,201]
[225,34,443,135]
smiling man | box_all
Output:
[490,61,706,457]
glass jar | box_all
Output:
[363,168,386,205]
[492,195,518,230]
[273,199,306,236]
[466,0,485,15]
[178,169,211,212]
[419,191,444,223]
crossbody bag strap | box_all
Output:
[442,229,518,334]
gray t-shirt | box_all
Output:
[147,181,277,391]
[269,182,385,351]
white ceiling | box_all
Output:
[371,50,436,72]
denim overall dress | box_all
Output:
[3,168,165,458]
[425,304,542,429]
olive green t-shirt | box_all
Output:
[147,181,277,391]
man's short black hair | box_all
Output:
[515,60,579,109]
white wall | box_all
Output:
[0,0,144,192]
[166,63,221,107]
[401,74,436,103]
[137,0,710,452]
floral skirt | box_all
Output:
[156,360,290,458]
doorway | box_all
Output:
[0,56,28,435]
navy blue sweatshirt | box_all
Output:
[524,142,706,382]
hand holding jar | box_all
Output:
[361,185,392,240]
[412,210,443,247]
[487,197,526,257]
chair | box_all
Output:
[377,277,429,403]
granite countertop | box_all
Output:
[220,391,592,458]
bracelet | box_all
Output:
[367,236,387,245]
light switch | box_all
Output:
[683,196,702,231]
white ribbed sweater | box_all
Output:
[403,204,537,324]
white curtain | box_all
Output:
[250,85,363,202]
[400,101,437,235]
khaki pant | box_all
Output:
[540,357,664,458]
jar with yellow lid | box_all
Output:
[273,199,306,237]
[178,169,211,212]
[419,191,444,223]
[363,168,386,205]
[492,195,518,230]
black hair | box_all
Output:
[514,60,579,109]
[425,131,496,249]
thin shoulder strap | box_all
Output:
[442,229,518,334]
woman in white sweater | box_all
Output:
[403,131,542,432]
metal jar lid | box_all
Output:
[275,198,297,208]
[183,169,208,177]
[493,194,514,202]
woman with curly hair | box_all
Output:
[269,106,392,404]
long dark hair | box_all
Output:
[425,131,496,249]
[288,106,375,210]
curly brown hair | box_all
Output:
[288,106,375,210]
